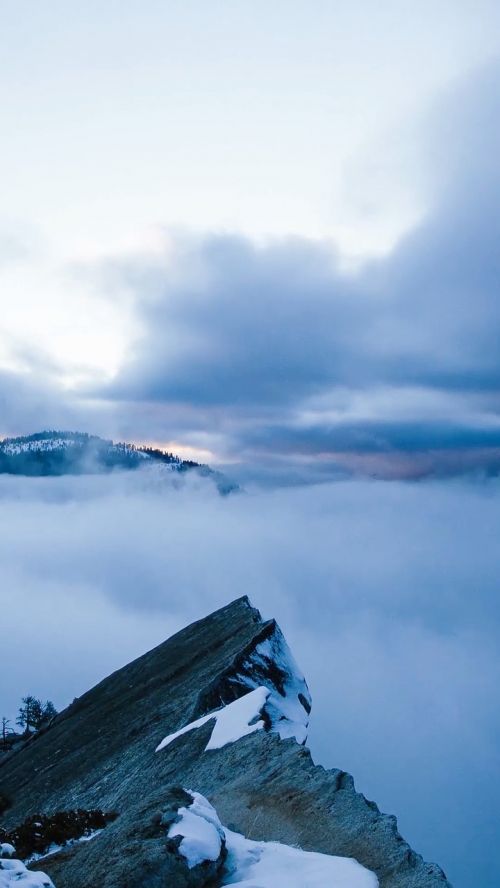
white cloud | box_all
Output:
[0,472,498,885]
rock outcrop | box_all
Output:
[0,597,451,887]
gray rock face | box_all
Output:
[25,787,227,888]
[0,597,451,887]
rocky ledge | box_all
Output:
[0,597,452,887]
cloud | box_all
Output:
[105,235,358,408]
[0,221,43,267]
[77,62,499,478]
[244,417,500,454]
[0,364,123,445]
[0,368,75,436]
[0,473,499,887]
[1,63,499,482]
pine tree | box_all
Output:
[41,701,57,724]
[17,696,43,733]
[15,698,58,733]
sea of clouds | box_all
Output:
[1,469,499,886]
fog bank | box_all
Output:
[1,471,499,886]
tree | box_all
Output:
[1,716,13,747]
[40,701,57,724]
[16,698,58,734]
[17,696,43,733]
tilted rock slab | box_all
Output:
[0,597,451,887]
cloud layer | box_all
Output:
[0,472,499,886]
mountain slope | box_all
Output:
[0,431,237,493]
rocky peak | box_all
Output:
[0,597,452,887]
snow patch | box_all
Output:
[156,686,270,752]
[222,828,378,887]
[0,438,82,456]
[248,632,311,743]
[167,791,378,887]
[0,857,54,887]
[157,625,312,756]
[226,625,312,745]
[25,830,103,865]
[167,792,224,869]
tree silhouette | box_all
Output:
[41,701,57,724]
[17,696,42,733]
[16,698,58,733]
[1,716,13,747]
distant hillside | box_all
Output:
[0,431,237,494]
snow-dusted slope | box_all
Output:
[0,431,156,465]
[1,436,82,456]
[0,433,159,487]
[0,431,237,492]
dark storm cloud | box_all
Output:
[245,417,500,453]
[98,63,500,473]
[108,235,367,408]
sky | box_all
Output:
[1,1,500,479]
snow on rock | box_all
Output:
[25,830,104,865]
[156,686,270,752]
[167,791,225,869]
[0,847,14,859]
[0,437,82,456]
[233,625,312,744]
[167,791,378,887]
[222,828,378,888]
[0,857,54,887]
[157,622,312,756]
[0,432,159,465]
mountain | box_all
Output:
[0,431,237,494]
[0,598,451,888]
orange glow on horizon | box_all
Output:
[133,439,221,465]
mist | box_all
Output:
[0,470,498,886]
